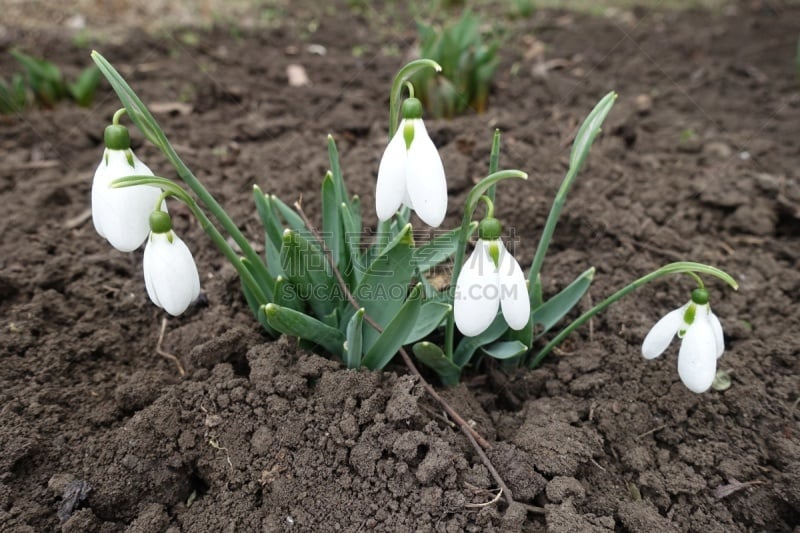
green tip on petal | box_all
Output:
[682,303,697,327]
[403,120,415,151]
[487,240,501,268]
[104,124,131,151]
[401,97,423,120]
[478,217,502,241]
[691,288,709,305]
[149,210,172,234]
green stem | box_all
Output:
[479,195,494,218]
[154,190,170,211]
[112,108,126,125]
[686,271,704,289]
[527,162,577,299]
[528,261,738,368]
[388,59,441,138]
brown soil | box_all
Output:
[1,3,799,532]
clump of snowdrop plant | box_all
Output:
[90,52,738,392]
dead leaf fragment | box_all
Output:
[713,478,765,498]
[149,101,193,115]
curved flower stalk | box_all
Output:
[92,118,164,252]
[143,210,200,316]
[376,97,447,227]
[642,288,724,393]
[454,216,529,337]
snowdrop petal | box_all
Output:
[375,123,408,221]
[143,232,200,316]
[92,150,163,252]
[496,241,530,331]
[708,311,725,359]
[677,318,718,393]
[454,241,500,337]
[406,119,447,227]
[642,305,686,359]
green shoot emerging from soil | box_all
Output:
[0,50,101,113]
[89,51,737,392]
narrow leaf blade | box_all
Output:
[481,340,528,360]
[263,303,345,356]
[344,308,365,369]
[321,172,342,266]
[404,302,451,344]
[362,284,424,370]
[412,223,476,273]
[412,342,461,386]
[453,315,508,368]
[533,267,594,339]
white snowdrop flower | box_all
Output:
[642,288,724,393]
[376,97,447,227]
[92,124,163,252]
[454,218,530,337]
[143,211,200,316]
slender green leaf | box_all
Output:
[241,257,274,302]
[416,266,439,300]
[264,237,284,279]
[272,275,301,311]
[92,51,166,148]
[404,302,451,344]
[570,91,618,170]
[68,65,101,107]
[339,201,362,286]
[321,172,342,266]
[344,308,365,369]
[350,195,362,237]
[320,308,339,329]
[269,194,306,231]
[482,340,528,360]
[253,186,282,250]
[533,267,594,339]
[279,229,336,317]
[413,223,476,273]
[240,278,277,337]
[263,303,345,356]
[412,342,461,386]
[352,224,416,349]
[362,284,423,370]
[326,134,349,209]
[527,92,617,295]
[453,315,508,368]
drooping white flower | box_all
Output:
[642,289,724,393]
[454,220,530,337]
[92,124,163,252]
[376,97,447,227]
[143,211,200,316]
